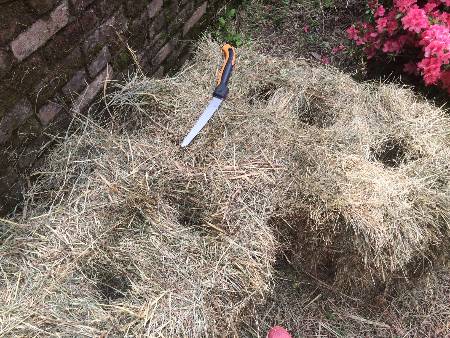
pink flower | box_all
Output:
[402,7,429,33]
[347,0,450,93]
[332,44,346,54]
[424,1,439,13]
[386,11,399,35]
[321,55,331,64]
[303,25,310,33]
[383,39,402,53]
[436,12,450,25]
[376,17,388,32]
[420,25,450,63]
[375,5,386,18]
[347,25,359,40]
[418,57,442,84]
[420,24,450,46]
[394,0,417,12]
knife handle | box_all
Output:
[213,44,236,100]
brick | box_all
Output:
[32,47,83,106]
[183,1,207,36]
[83,10,127,58]
[11,0,70,61]
[44,9,97,62]
[62,70,87,97]
[44,109,72,135]
[88,46,111,77]
[153,65,164,78]
[0,98,33,145]
[148,12,166,42]
[147,0,163,19]
[166,41,189,69]
[38,101,63,126]
[153,41,172,67]
[138,31,167,71]
[0,49,12,79]
[0,2,35,46]
[26,0,60,15]
[72,65,113,114]
[168,2,194,34]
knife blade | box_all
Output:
[181,43,236,148]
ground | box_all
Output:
[218,1,450,337]
[235,0,367,74]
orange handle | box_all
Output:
[213,44,236,99]
[216,44,236,86]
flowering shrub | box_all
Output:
[347,0,450,93]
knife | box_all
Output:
[181,43,236,148]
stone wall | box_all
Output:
[0,0,225,214]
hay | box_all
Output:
[1,39,449,336]
[243,257,450,337]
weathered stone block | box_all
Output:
[11,0,70,61]
[148,11,167,42]
[32,47,83,107]
[38,101,63,126]
[148,0,163,19]
[153,41,173,67]
[62,69,88,97]
[88,46,111,77]
[183,1,207,36]
[83,9,128,58]
[72,65,113,114]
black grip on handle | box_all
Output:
[213,47,235,100]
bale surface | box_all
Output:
[1,40,449,336]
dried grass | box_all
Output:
[0,40,449,336]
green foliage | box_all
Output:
[213,7,244,47]
[321,0,334,9]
